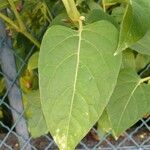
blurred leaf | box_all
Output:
[131,30,150,56]
[88,1,102,10]
[98,110,112,137]
[111,5,125,25]
[44,0,58,10]
[23,90,48,138]
[103,0,126,6]
[52,1,65,16]
[20,71,38,93]
[76,0,85,5]
[0,0,19,10]
[115,0,150,54]
[51,13,73,27]
[28,52,39,71]
[85,9,118,28]
[0,78,5,94]
[122,49,135,70]
[107,68,150,137]
[135,54,150,72]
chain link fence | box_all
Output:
[0,18,150,150]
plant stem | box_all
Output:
[0,12,19,30]
[102,0,106,12]
[61,0,80,22]
[8,0,26,31]
[140,76,150,83]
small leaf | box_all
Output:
[23,90,48,138]
[39,21,122,149]
[131,30,150,56]
[107,68,150,137]
[115,0,150,54]
[28,52,39,71]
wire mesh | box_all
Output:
[0,24,150,150]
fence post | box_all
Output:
[0,19,32,150]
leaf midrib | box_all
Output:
[66,23,83,146]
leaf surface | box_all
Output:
[107,69,150,137]
[131,30,150,56]
[23,91,48,138]
[121,49,135,70]
[85,9,118,28]
[115,0,150,54]
[39,20,121,150]
[135,54,150,72]
[98,110,112,137]
[28,52,39,71]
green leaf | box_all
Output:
[135,54,150,72]
[39,20,122,149]
[111,5,125,25]
[0,0,19,10]
[98,110,112,137]
[27,52,39,71]
[51,13,73,28]
[131,30,150,56]
[107,68,150,137]
[85,9,118,28]
[115,0,150,55]
[23,90,48,138]
[121,49,135,70]
[88,1,102,10]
